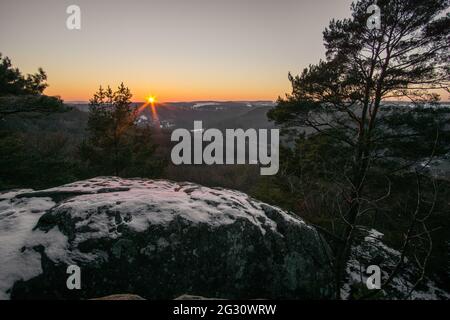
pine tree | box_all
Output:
[0,53,64,118]
[81,83,162,177]
[269,0,449,297]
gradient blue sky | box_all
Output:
[0,0,355,102]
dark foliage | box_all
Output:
[79,84,164,178]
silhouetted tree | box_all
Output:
[0,53,48,95]
[81,83,162,177]
[0,53,64,118]
[269,0,449,298]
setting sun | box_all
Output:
[147,96,156,104]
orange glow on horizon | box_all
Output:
[44,83,282,103]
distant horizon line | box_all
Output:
[64,99,278,104]
[64,99,450,104]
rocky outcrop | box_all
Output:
[91,294,218,300]
[0,177,333,300]
[92,294,145,300]
[343,228,450,300]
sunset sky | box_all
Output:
[2,0,357,102]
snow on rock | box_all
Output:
[0,177,333,300]
[342,228,450,300]
[0,192,58,299]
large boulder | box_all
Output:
[0,177,333,300]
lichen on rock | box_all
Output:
[0,177,334,300]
